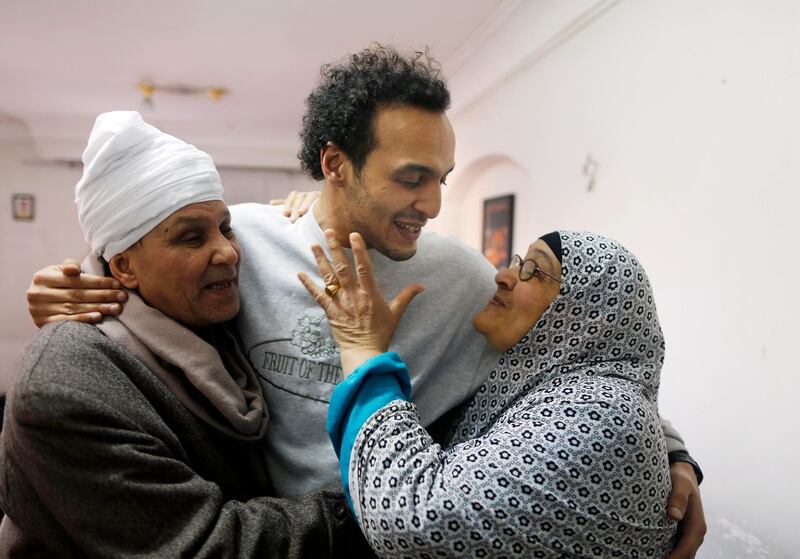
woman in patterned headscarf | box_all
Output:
[300,230,677,558]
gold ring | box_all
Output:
[325,283,340,298]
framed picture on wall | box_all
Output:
[12,194,35,221]
[482,194,514,269]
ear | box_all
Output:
[108,252,139,290]
[320,142,350,186]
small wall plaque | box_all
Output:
[12,194,35,221]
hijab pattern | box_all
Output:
[450,231,665,445]
[347,231,676,558]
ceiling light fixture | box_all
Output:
[138,81,228,108]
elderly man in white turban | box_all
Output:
[0,112,366,558]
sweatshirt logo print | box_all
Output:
[290,315,339,358]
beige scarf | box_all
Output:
[84,256,267,441]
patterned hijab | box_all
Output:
[452,230,665,443]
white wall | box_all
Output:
[217,166,316,207]
[435,1,799,556]
[0,119,83,391]
[0,118,315,392]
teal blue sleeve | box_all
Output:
[326,352,411,512]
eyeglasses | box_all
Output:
[509,254,561,283]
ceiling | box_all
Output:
[0,0,510,168]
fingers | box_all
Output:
[667,481,689,521]
[28,300,122,328]
[34,302,121,317]
[59,258,82,276]
[297,272,331,313]
[681,495,706,557]
[289,192,306,223]
[290,191,320,222]
[28,286,127,305]
[350,232,378,293]
[666,462,706,559]
[311,245,338,290]
[32,265,122,290]
[290,192,304,222]
[323,229,355,291]
[666,495,706,558]
[297,192,316,214]
[667,462,696,521]
[269,191,320,222]
[389,284,425,319]
[27,262,127,328]
[283,191,298,218]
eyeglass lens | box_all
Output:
[510,254,535,281]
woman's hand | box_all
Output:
[270,190,320,223]
[298,230,424,376]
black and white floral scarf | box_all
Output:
[450,230,665,445]
[348,231,676,558]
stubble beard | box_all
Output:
[345,180,417,262]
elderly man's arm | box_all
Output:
[0,324,363,558]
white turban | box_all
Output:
[75,111,224,260]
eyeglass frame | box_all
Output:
[509,254,562,284]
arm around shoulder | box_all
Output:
[26,259,126,327]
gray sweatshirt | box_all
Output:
[232,203,500,496]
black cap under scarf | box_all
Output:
[538,231,562,264]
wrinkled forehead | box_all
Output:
[523,240,561,275]
[168,200,230,220]
[144,200,231,239]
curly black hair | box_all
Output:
[298,45,451,180]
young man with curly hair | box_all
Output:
[26,45,706,556]
[229,46,500,497]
